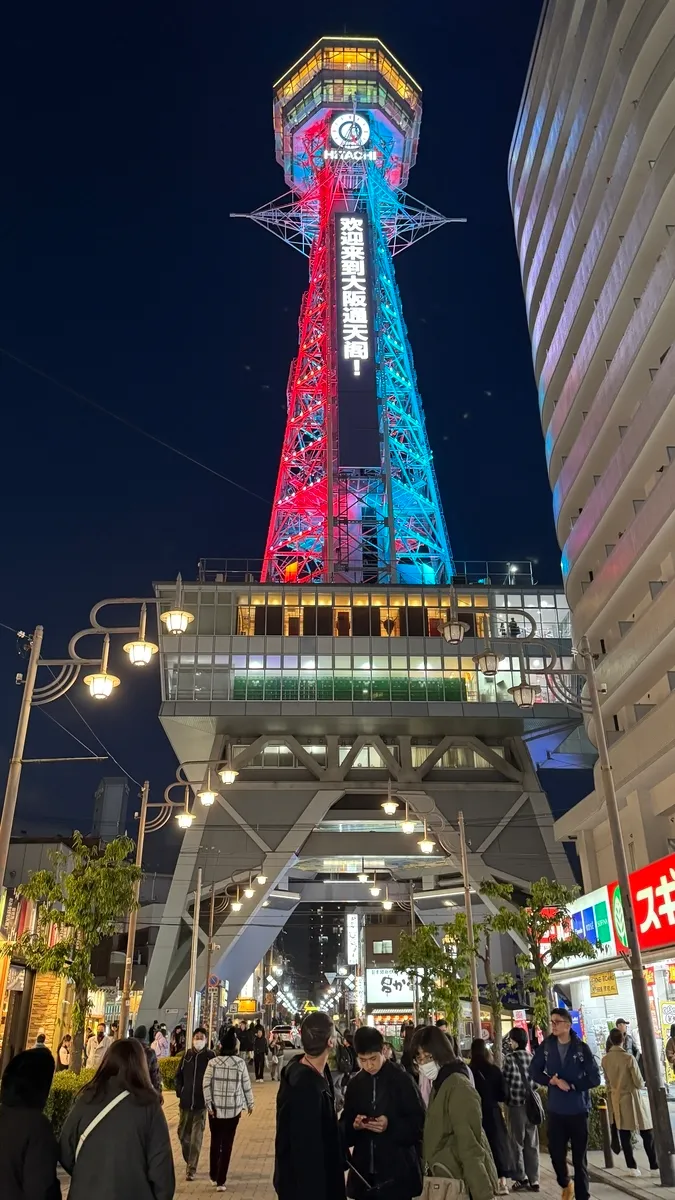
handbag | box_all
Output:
[516,1058,544,1127]
[75,1090,130,1160]
[416,1164,466,1200]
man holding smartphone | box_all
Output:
[341,1026,425,1200]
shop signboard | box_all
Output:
[366,967,415,1006]
[629,852,675,953]
[553,885,618,970]
[668,964,675,985]
[661,1000,675,1084]
[644,966,656,986]
[346,913,359,966]
[589,971,618,998]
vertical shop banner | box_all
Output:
[629,854,675,952]
[661,1000,675,1084]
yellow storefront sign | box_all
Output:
[589,971,619,998]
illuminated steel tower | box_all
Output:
[235,38,462,586]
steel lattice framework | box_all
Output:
[233,41,464,585]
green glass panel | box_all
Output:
[372,676,391,700]
[317,677,334,699]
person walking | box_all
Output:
[203,1026,254,1191]
[59,1038,174,1200]
[175,1026,215,1181]
[274,1010,346,1200]
[171,1025,186,1057]
[341,1025,424,1200]
[85,1023,113,1070]
[503,1026,540,1191]
[152,1024,170,1060]
[56,1034,72,1072]
[0,1047,61,1200]
[530,1007,600,1200]
[470,1038,515,1193]
[411,1025,497,1200]
[134,1024,162,1095]
[268,1030,282,1081]
[602,1028,657,1175]
[253,1027,268,1082]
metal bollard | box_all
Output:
[597,1101,614,1169]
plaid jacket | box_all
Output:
[503,1049,534,1106]
[203,1053,254,1118]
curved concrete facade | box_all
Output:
[510,0,675,885]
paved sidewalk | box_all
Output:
[166,1083,276,1198]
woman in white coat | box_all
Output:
[602,1028,657,1175]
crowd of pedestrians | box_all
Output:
[0,1004,663,1199]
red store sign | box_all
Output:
[628,853,675,953]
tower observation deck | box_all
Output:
[234,38,463,587]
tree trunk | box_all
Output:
[71,984,89,1074]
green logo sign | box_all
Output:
[594,899,611,945]
[611,884,627,947]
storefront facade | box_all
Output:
[552,850,675,1078]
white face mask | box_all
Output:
[419,1060,439,1081]
[193,1039,206,1051]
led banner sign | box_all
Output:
[335,211,379,466]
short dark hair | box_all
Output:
[509,1027,528,1050]
[193,1027,207,1038]
[220,1028,238,1055]
[435,1018,448,1029]
[410,1025,457,1065]
[36,1034,46,1045]
[550,1008,572,1025]
[300,1011,334,1057]
[609,1028,624,1046]
[354,1027,384,1055]
[615,1019,628,1027]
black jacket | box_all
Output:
[176,1047,215,1110]
[142,1045,162,1094]
[0,1050,60,1200]
[471,1060,514,1179]
[341,1061,425,1200]
[253,1037,269,1059]
[239,1027,254,1051]
[274,1057,346,1200]
[59,1080,175,1200]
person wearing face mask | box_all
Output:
[341,1026,424,1200]
[175,1027,215,1181]
[412,1026,498,1200]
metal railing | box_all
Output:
[196,557,537,587]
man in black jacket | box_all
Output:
[342,1026,425,1200]
[274,1011,345,1200]
[134,1024,162,1095]
[0,1048,60,1200]
[175,1027,215,1181]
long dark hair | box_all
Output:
[81,1037,158,1104]
[470,1037,492,1069]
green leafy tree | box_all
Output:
[1,832,141,1072]
[481,877,596,1034]
[436,914,473,1037]
[397,924,446,1023]
[474,915,514,1066]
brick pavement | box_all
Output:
[166,1080,277,1199]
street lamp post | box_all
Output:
[0,626,44,886]
[436,608,675,1184]
[119,781,149,1039]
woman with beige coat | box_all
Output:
[602,1028,657,1175]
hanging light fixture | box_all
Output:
[369,874,381,897]
[123,603,159,666]
[197,766,219,807]
[358,858,368,884]
[257,872,268,885]
[438,617,470,644]
[175,784,194,829]
[231,887,242,913]
[381,780,399,817]
[418,820,436,855]
[83,634,121,700]
[382,886,393,912]
[473,647,500,677]
[244,874,255,899]
[218,744,239,786]
[401,802,416,835]
[159,575,195,636]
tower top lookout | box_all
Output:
[273,37,422,192]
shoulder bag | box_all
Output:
[75,1090,130,1160]
[416,1164,466,1200]
[516,1058,543,1127]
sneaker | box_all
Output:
[511,1183,529,1192]
[561,1184,574,1200]
[185,1170,195,1181]
[627,1168,641,1177]
[216,1188,227,1193]
[530,1186,540,1193]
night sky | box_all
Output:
[0,0,551,865]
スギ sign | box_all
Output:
[630,853,675,952]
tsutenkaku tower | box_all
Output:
[236,38,462,585]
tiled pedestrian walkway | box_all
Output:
[166,1083,277,1199]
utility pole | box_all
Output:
[458,810,481,1037]
[204,883,216,1046]
[580,636,674,1184]
[0,627,44,884]
[119,780,149,1038]
[186,868,203,1037]
[410,883,418,1025]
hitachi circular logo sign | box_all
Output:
[330,113,370,149]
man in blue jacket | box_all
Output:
[530,1008,600,1200]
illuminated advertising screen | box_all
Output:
[334,211,380,466]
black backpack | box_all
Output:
[336,1042,353,1074]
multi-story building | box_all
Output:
[509,1,675,886]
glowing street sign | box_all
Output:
[337,215,370,379]
[346,913,359,965]
[335,212,379,466]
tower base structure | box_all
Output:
[137,574,581,1028]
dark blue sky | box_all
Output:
[1,0,551,862]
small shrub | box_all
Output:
[45,1069,95,1137]
[159,1055,182,1089]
